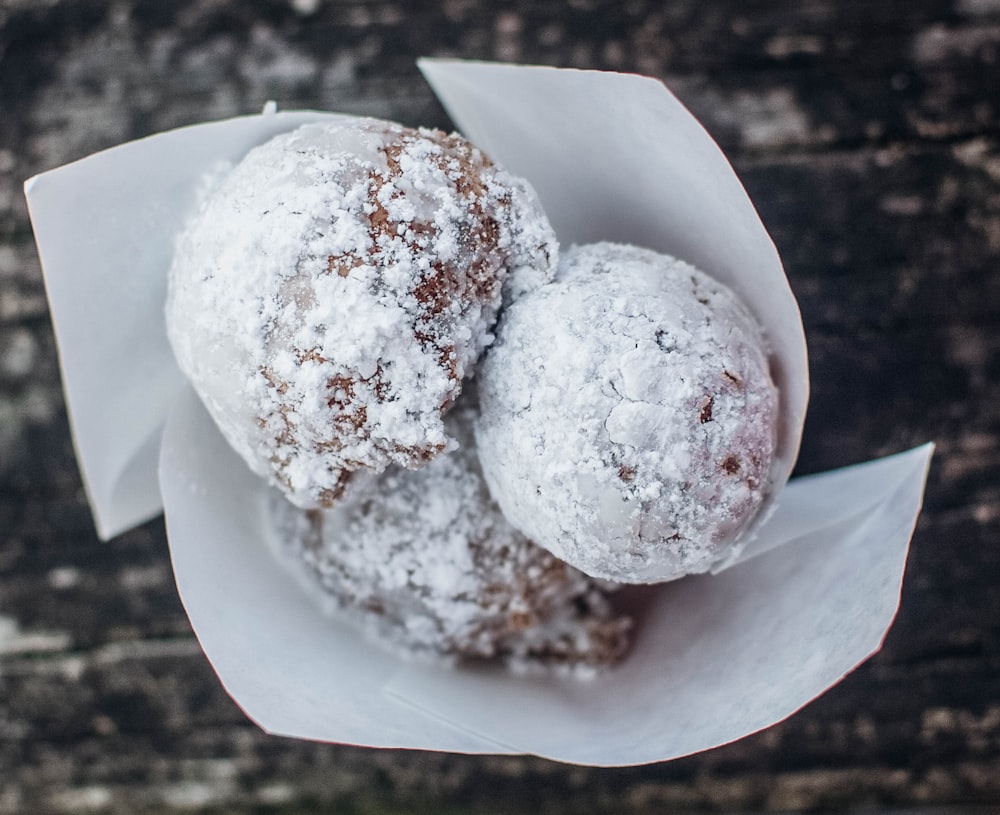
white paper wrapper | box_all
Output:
[25,60,933,766]
[26,109,356,539]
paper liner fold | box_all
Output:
[25,60,932,765]
[419,59,809,518]
[160,384,931,764]
[385,443,932,765]
[25,110,352,538]
[160,386,509,753]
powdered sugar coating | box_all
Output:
[475,243,779,584]
[266,405,630,671]
[167,118,557,508]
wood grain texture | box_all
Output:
[1,0,998,812]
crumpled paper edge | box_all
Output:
[24,108,353,539]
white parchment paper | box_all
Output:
[25,110,353,539]
[25,60,933,765]
[384,443,932,764]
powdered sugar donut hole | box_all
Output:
[475,242,779,584]
[167,118,557,509]
[266,404,630,672]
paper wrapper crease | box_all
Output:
[24,59,933,766]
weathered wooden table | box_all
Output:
[1,1,997,812]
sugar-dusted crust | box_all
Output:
[475,242,779,584]
[167,118,556,508]
[266,404,630,672]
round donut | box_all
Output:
[266,404,630,671]
[474,242,779,584]
[167,118,557,508]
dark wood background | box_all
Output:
[1,1,998,812]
